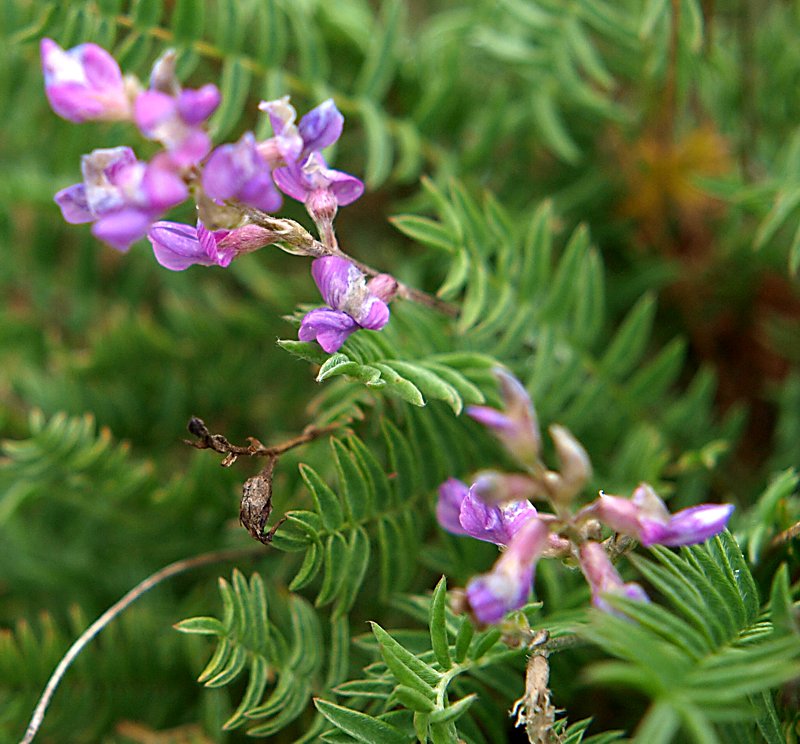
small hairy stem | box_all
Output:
[241,207,460,317]
[19,548,261,744]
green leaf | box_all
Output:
[289,541,323,591]
[335,527,371,615]
[316,532,350,607]
[382,418,420,502]
[326,615,351,689]
[354,0,404,100]
[347,435,393,509]
[131,0,162,28]
[769,563,796,634]
[453,617,474,663]
[601,293,656,378]
[359,99,394,188]
[318,353,359,382]
[371,622,441,690]
[300,463,344,532]
[222,655,269,730]
[314,699,412,744]
[173,616,226,636]
[332,438,372,521]
[209,57,251,141]
[171,0,204,41]
[429,577,452,669]
[278,339,330,365]
[378,516,408,598]
[373,363,426,406]
[429,693,477,724]
[384,361,462,414]
[531,89,581,163]
[204,643,247,687]
[390,215,455,253]
[395,684,436,712]
[754,186,800,249]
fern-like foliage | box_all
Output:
[287,179,742,496]
[580,531,800,744]
[270,425,441,612]
[176,570,343,739]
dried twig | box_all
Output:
[185,416,337,467]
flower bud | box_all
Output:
[549,424,592,501]
[470,471,544,505]
[467,368,541,467]
[367,274,399,303]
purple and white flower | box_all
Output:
[437,478,538,546]
[147,221,278,270]
[298,256,390,353]
[578,541,649,614]
[466,517,550,624]
[259,96,344,166]
[55,146,188,251]
[596,484,734,547]
[134,51,220,168]
[41,38,132,123]
[467,368,541,467]
[202,133,282,213]
[259,97,364,221]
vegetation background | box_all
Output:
[1,0,799,742]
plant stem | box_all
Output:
[19,548,261,744]
[241,207,460,317]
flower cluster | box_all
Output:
[438,368,735,624]
[42,38,391,353]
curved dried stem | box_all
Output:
[19,548,261,744]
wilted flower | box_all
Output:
[202,133,282,213]
[41,38,132,123]
[596,484,734,547]
[298,256,390,353]
[55,146,187,250]
[467,368,541,468]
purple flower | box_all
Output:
[596,484,734,547]
[202,133,282,213]
[467,369,541,467]
[298,256,390,353]
[134,51,220,168]
[466,518,550,624]
[273,152,364,208]
[148,221,281,270]
[578,541,649,614]
[437,478,538,545]
[54,147,188,251]
[259,97,364,214]
[41,38,132,123]
[259,96,344,165]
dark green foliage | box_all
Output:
[3,0,800,742]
